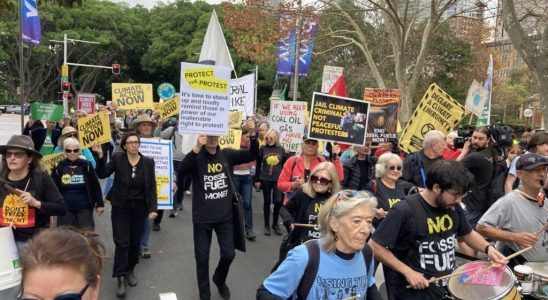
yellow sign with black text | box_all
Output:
[77,112,112,148]
[159,98,180,119]
[112,83,154,109]
[42,152,66,174]
[219,129,242,149]
[399,83,468,153]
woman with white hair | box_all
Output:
[51,138,104,230]
[257,190,382,299]
[365,153,414,228]
[441,130,462,160]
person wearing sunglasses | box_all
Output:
[53,126,96,169]
[51,138,104,230]
[258,190,382,300]
[342,142,377,190]
[92,132,158,298]
[0,135,65,250]
[365,153,415,228]
[18,227,105,300]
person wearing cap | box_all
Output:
[53,126,97,169]
[0,135,65,249]
[24,118,61,156]
[476,152,548,267]
[277,135,343,201]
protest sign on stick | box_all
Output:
[219,129,242,149]
[140,139,173,209]
[309,93,370,146]
[269,101,307,152]
[158,98,180,119]
[179,62,231,136]
[77,94,96,114]
[399,83,468,153]
[364,88,400,143]
[321,66,344,93]
[42,153,65,174]
[228,111,243,129]
[30,102,64,121]
[112,83,154,109]
[77,112,112,148]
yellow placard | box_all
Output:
[182,67,229,93]
[228,111,243,129]
[399,83,468,153]
[159,98,180,119]
[77,111,112,148]
[42,152,65,174]
[156,175,170,204]
[112,83,154,109]
[219,129,242,149]
[1,194,35,228]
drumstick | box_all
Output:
[535,222,548,236]
[342,295,360,300]
[405,266,484,288]
[462,245,534,283]
[293,223,318,228]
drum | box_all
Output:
[525,262,548,299]
[448,262,521,300]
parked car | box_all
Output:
[0,105,7,113]
[6,105,28,114]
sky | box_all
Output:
[111,0,223,9]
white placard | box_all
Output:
[139,139,173,209]
[229,74,255,119]
[465,80,488,118]
[321,66,344,93]
[269,101,307,152]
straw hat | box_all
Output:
[0,135,42,158]
[61,126,78,136]
[131,114,157,131]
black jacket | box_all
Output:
[29,128,61,151]
[51,158,104,210]
[95,152,157,214]
[342,155,377,190]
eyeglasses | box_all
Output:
[445,190,468,199]
[310,175,332,186]
[4,151,27,159]
[18,284,89,300]
[125,141,140,146]
[385,165,402,171]
[65,148,80,153]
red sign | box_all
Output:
[77,93,96,114]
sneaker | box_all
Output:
[178,206,183,211]
[245,232,256,241]
[140,248,151,259]
[169,210,177,218]
[272,225,283,236]
[153,223,161,231]
[185,190,191,195]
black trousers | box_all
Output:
[111,201,147,277]
[261,180,282,227]
[193,219,235,300]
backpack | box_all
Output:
[486,159,511,207]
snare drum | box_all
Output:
[448,262,521,300]
[525,262,548,299]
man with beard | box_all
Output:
[370,161,507,300]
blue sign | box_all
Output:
[21,0,41,45]
[157,83,176,100]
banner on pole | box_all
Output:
[269,101,307,152]
[21,0,41,45]
[309,93,369,145]
[111,83,154,109]
[77,112,112,148]
[229,74,255,119]
[140,139,173,210]
[179,62,231,136]
[158,98,180,119]
[219,129,242,149]
[364,88,400,143]
[399,83,467,153]
[30,102,64,122]
[77,94,96,115]
[465,80,488,118]
[321,66,344,93]
[276,14,318,77]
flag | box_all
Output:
[199,10,234,71]
[276,14,318,77]
[328,75,347,97]
[476,54,493,126]
[21,0,41,45]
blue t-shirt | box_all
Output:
[263,239,376,299]
[58,164,90,210]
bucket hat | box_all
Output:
[131,114,157,131]
[0,135,42,158]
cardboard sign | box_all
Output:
[158,98,180,119]
[30,102,64,121]
[321,66,344,93]
[364,88,400,143]
[42,152,65,174]
[77,112,112,148]
[309,93,370,146]
[219,129,242,149]
[0,194,35,228]
[269,101,307,153]
[77,93,96,115]
[229,74,255,119]
[179,62,231,136]
[139,139,173,210]
[112,83,154,109]
[399,83,467,153]
[228,111,243,129]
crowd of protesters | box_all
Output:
[1,103,547,300]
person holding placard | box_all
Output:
[53,126,96,169]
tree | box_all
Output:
[501,0,548,129]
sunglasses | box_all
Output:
[65,148,80,153]
[385,165,402,171]
[310,175,332,186]
[4,151,27,159]
[65,133,77,138]
[18,284,89,300]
